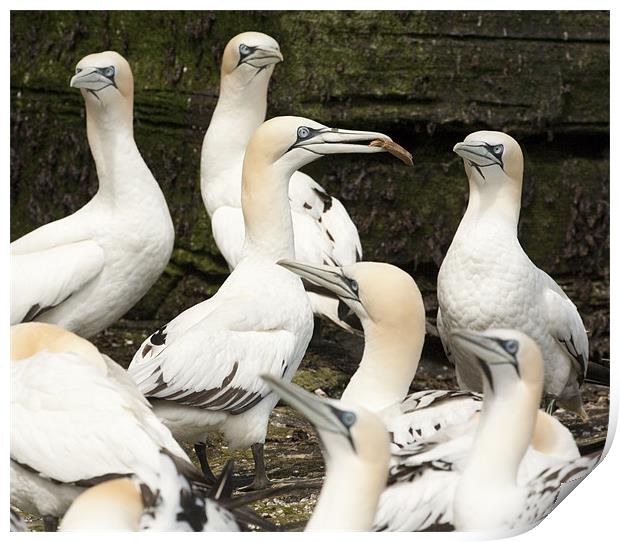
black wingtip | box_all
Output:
[208,459,235,501]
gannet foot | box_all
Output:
[238,442,271,491]
[194,441,218,485]
[309,317,324,347]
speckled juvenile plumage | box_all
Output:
[437,131,588,414]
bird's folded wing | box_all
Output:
[11,351,173,487]
[10,240,105,324]
[211,206,246,270]
[129,303,299,415]
[541,271,589,383]
[289,171,361,266]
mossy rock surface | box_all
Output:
[11,11,609,356]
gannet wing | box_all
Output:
[540,270,589,383]
[10,240,105,324]
[519,454,599,528]
[128,299,300,415]
[211,206,246,270]
[289,171,362,266]
[389,390,482,447]
[11,350,184,489]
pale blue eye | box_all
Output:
[350,279,359,293]
[504,340,518,355]
[103,66,115,78]
[239,44,250,55]
[341,411,357,427]
[493,144,503,155]
[297,127,310,139]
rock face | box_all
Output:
[10,11,609,355]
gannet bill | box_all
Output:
[262,375,390,531]
[277,259,483,446]
[374,329,598,533]
[59,458,239,532]
[10,323,211,531]
[437,131,590,416]
[10,51,174,337]
[201,32,364,333]
[130,116,401,489]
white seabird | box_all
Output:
[201,32,364,333]
[277,259,483,446]
[374,329,598,533]
[10,323,224,531]
[263,375,390,531]
[437,131,589,416]
[59,458,240,532]
[10,51,174,337]
[129,116,401,489]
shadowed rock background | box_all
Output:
[10,10,609,359]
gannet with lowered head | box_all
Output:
[10,323,223,532]
[437,131,589,416]
[374,329,597,533]
[129,116,403,489]
[201,32,365,333]
[263,375,390,531]
[10,51,174,338]
[277,259,483,445]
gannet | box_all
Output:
[130,116,401,489]
[59,458,239,532]
[201,32,365,333]
[437,131,590,416]
[10,508,27,532]
[10,51,174,337]
[263,375,390,531]
[10,323,213,531]
[374,329,598,533]
[277,259,483,446]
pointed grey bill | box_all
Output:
[295,128,394,156]
[261,374,350,438]
[453,141,503,168]
[277,259,359,302]
[243,46,284,68]
[70,68,116,92]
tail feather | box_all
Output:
[585,361,610,387]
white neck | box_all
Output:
[341,324,424,412]
[240,159,295,261]
[200,73,269,213]
[459,379,540,494]
[306,454,386,531]
[85,100,155,203]
[458,174,522,238]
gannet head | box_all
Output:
[262,375,390,467]
[451,329,543,398]
[11,322,104,368]
[60,478,143,531]
[245,116,395,175]
[221,31,283,81]
[70,51,133,109]
[276,260,425,335]
[453,131,523,184]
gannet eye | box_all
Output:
[239,44,251,56]
[503,340,519,355]
[350,279,359,294]
[103,66,115,79]
[340,411,357,427]
[492,144,504,155]
[297,126,311,140]
[75,68,82,74]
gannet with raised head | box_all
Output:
[263,375,390,531]
[277,259,483,445]
[201,32,365,333]
[10,323,220,531]
[437,131,589,416]
[130,116,403,489]
[374,329,598,533]
[10,51,174,337]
